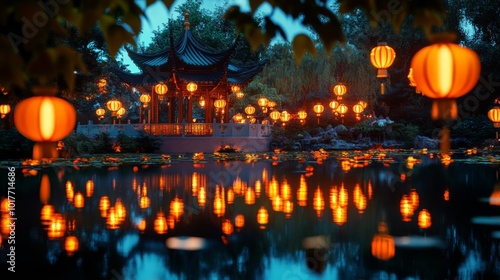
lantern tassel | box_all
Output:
[380,83,385,95]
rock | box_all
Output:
[413,135,439,149]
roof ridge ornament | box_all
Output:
[184,10,190,30]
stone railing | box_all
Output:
[75,121,271,138]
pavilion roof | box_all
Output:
[111,13,265,88]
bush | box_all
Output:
[115,132,137,153]
[134,131,161,153]
[0,128,33,159]
[388,122,420,148]
[94,132,114,153]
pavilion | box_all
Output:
[111,11,265,124]
[77,11,271,153]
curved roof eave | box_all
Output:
[110,67,172,86]
[173,30,237,67]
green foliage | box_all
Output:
[388,122,420,148]
[0,129,33,160]
[116,132,137,153]
[94,132,115,154]
[450,116,496,147]
[134,131,162,153]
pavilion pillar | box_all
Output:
[206,97,213,123]
[177,95,183,123]
[151,87,159,124]
[168,97,174,123]
[187,96,193,123]
[224,90,229,123]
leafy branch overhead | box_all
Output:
[0,0,446,92]
[224,0,446,63]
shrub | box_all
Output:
[0,128,33,159]
[135,131,161,153]
[94,132,114,153]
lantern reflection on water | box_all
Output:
[154,212,168,234]
[65,236,79,256]
[418,209,432,229]
[371,222,395,261]
[257,207,269,229]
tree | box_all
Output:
[0,0,448,96]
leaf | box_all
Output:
[105,24,137,58]
[249,0,265,12]
[161,0,176,10]
[292,34,316,64]
[26,48,58,84]
[123,12,142,35]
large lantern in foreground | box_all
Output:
[411,34,480,121]
[14,87,76,159]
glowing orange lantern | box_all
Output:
[155,82,168,95]
[97,78,107,90]
[257,97,268,113]
[96,108,106,120]
[488,107,500,131]
[358,100,368,109]
[257,207,268,229]
[116,107,126,119]
[186,82,198,94]
[279,110,291,123]
[140,93,151,107]
[371,222,395,261]
[269,111,281,123]
[297,110,307,124]
[198,96,205,107]
[244,105,256,116]
[336,104,348,118]
[0,104,11,118]
[370,42,396,78]
[106,100,122,114]
[14,87,76,160]
[235,91,244,99]
[333,83,347,100]
[231,85,240,92]
[411,34,480,120]
[214,99,226,110]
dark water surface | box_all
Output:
[1,152,500,279]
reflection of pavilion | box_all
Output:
[76,11,270,152]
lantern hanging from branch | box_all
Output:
[336,104,348,118]
[353,104,364,120]
[230,85,240,93]
[370,42,396,94]
[258,97,269,113]
[280,110,291,124]
[14,86,76,160]
[333,83,347,100]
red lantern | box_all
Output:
[14,87,76,159]
[371,222,395,261]
[411,34,480,120]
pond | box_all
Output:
[1,150,500,279]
